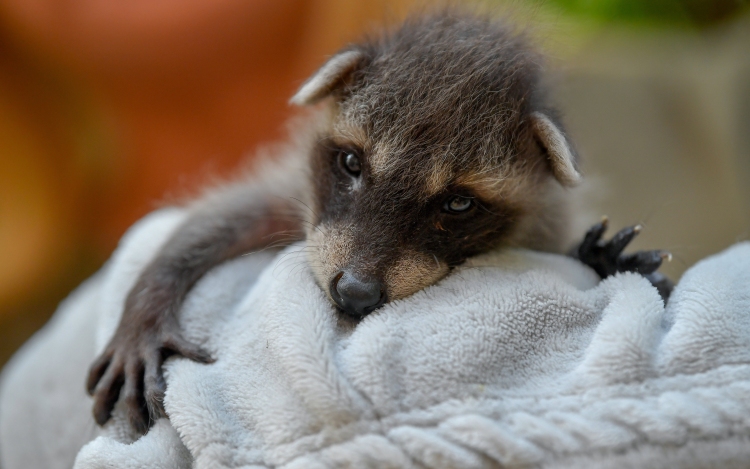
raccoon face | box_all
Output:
[305,133,520,316]
[293,13,581,317]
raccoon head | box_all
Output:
[292,13,581,317]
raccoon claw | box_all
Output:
[617,249,668,276]
[606,224,641,260]
[578,216,609,259]
[574,220,668,280]
[87,319,214,435]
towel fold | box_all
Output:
[2,209,749,469]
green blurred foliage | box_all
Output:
[542,0,748,26]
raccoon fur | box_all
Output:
[85,11,669,434]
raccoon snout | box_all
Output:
[329,270,387,318]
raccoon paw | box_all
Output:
[86,315,214,435]
[573,217,672,283]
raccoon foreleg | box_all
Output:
[572,217,673,301]
[86,166,305,435]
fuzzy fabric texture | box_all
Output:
[1,208,750,469]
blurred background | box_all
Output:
[0,0,748,368]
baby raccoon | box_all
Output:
[86,12,671,434]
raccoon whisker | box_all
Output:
[275,248,311,261]
[287,197,316,217]
[288,260,315,277]
[262,231,302,242]
[262,241,298,251]
[271,251,311,277]
[258,234,304,249]
[270,229,305,238]
[267,213,325,237]
[293,219,325,236]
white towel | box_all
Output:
[2,208,749,469]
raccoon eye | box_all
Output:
[338,151,361,177]
[444,195,473,213]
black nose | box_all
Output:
[330,271,386,317]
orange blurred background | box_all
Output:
[1,0,748,368]
[0,0,418,366]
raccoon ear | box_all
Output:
[290,50,366,106]
[531,112,582,187]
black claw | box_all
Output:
[605,225,640,259]
[572,220,672,301]
[578,218,608,258]
[617,250,663,275]
[89,318,215,434]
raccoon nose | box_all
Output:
[330,271,386,317]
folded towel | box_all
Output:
[2,208,749,469]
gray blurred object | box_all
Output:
[556,13,750,280]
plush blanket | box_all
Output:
[1,209,750,469]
